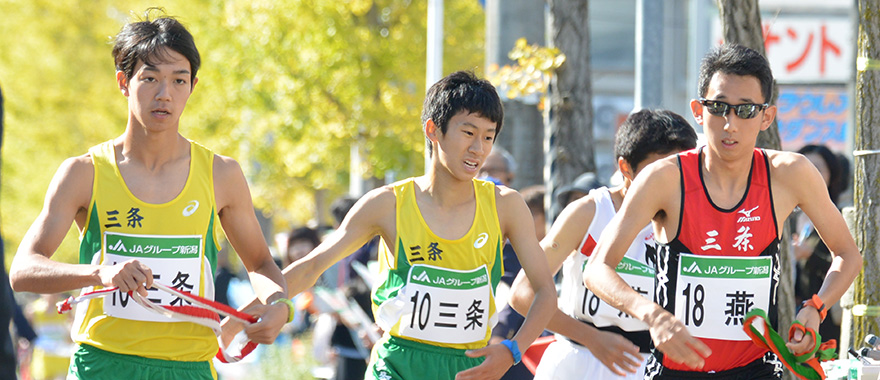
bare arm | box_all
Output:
[458,188,556,380]
[584,160,710,369]
[220,187,393,343]
[772,152,862,352]
[509,195,642,375]
[10,156,154,296]
[214,156,289,343]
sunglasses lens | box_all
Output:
[705,101,728,116]
[734,105,759,119]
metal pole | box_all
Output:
[634,0,664,110]
[426,0,444,173]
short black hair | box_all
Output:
[287,226,321,249]
[797,144,848,205]
[330,196,358,226]
[698,44,773,104]
[421,71,504,155]
[614,109,697,169]
[112,8,200,84]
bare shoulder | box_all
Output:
[631,154,681,193]
[342,184,397,238]
[211,153,243,180]
[55,153,95,199]
[764,149,812,176]
[558,191,599,222]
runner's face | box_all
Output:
[691,72,775,161]
[118,47,196,132]
[433,111,497,180]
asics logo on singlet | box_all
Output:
[736,205,761,223]
[182,200,199,217]
[474,232,489,249]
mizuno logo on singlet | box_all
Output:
[737,205,761,223]
[413,271,430,282]
[183,200,199,217]
[474,232,489,249]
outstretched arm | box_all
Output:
[774,153,862,353]
[509,195,642,375]
[457,188,555,380]
[584,161,710,370]
[214,156,289,343]
[220,187,393,344]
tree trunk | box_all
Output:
[546,0,593,221]
[852,0,880,353]
[716,1,795,377]
[717,0,781,149]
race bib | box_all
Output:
[674,253,772,341]
[397,264,492,344]
[576,256,654,331]
[101,232,203,322]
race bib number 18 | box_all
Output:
[674,254,772,341]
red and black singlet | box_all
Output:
[653,147,780,372]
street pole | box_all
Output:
[426,0,443,174]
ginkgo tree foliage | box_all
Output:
[0,0,485,267]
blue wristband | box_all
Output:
[500,339,522,365]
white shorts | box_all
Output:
[534,337,649,380]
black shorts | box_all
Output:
[644,351,782,380]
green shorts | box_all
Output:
[68,344,216,380]
[366,336,485,380]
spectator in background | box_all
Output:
[551,172,604,222]
[793,143,850,348]
[25,293,75,380]
[328,195,378,380]
[480,146,516,187]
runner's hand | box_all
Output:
[219,316,245,347]
[456,343,513,380]
[240,302,288,344]
[648,309,711,369]
[98,259,152,297]
[786,306,821,356]
[579,329,643,375]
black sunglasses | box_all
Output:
[698,98,768,119]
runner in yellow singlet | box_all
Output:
[222,70,556,380]
[10,10,290,380]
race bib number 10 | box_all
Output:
[101,232,203,322]
[397,265,492,344]
[674,254,772,341]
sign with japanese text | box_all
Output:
[777,86,848,152]
[713,17,853,83]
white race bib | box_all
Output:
[396,264,492,344]
[576,256,653,331]
[101,232,203,322]
[674,253,772,341]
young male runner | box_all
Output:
[584,44,862,379]
[509,109,697,379]
[223,70,556,380]
[10,12,290,380]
